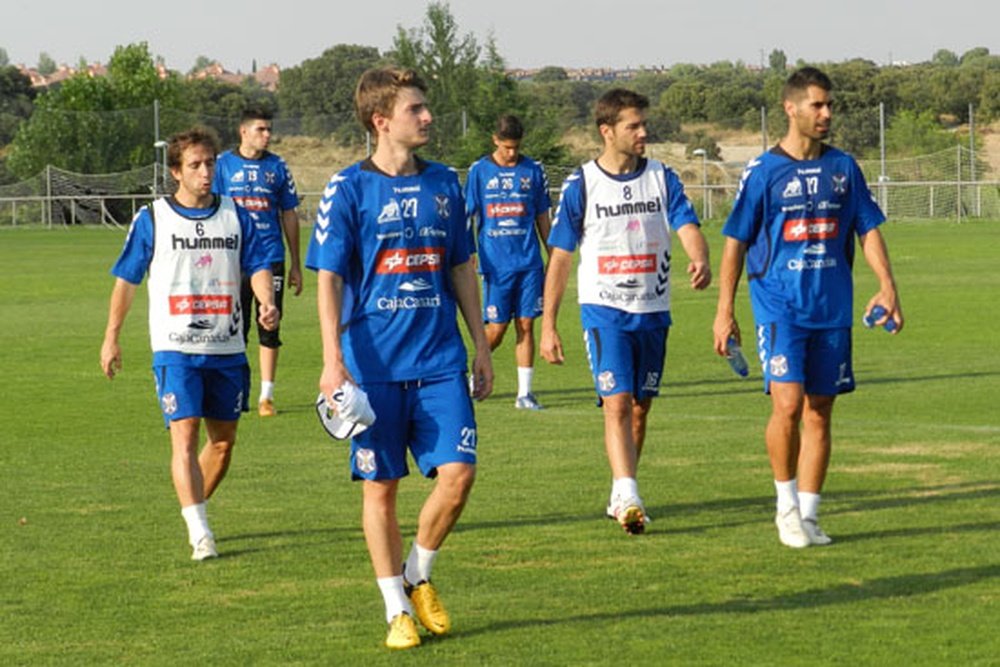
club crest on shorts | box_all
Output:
[355,448,377,474]
[598,370,616,392]
[486,305,498,320]
[769,354,789,378]
[161,392,178,415]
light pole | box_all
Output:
[153,140,168,195]
[692,148,709,220]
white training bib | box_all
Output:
[147,197,246,355]
[577,159,673,314]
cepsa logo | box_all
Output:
[486,202,526,218]
[783,218,839,241]
[169,295,233,315]
[598,254,656,274]
[376,247,444,274]
[233,196,271,212]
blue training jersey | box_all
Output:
[549,158,699,331]
[464,154,550,276]
[305,158,471,384]
[722,145,885,328]
[213,150,300,263]
[110,195,271,368]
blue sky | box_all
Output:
[2,0,997,73]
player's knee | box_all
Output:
[438,464,476,501]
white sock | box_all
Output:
[774,479,799,515]
[404,542,438,585]
[377,576,412,623]
[180,503,212,546]
[612,477,639,501]
[799,491,821,522]
[259,381,275,402]
[516,367,534,398]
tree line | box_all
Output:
[2,3,998,186]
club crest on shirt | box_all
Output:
[435,194,451,220]
[831,174,848,194]
[520,176,532,192]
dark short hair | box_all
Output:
[494,114,524,141]
[240,105,273,125]
[166,126,220,170]
[783,67,833,102]
[594,88,649,129]
[355,67,428,134]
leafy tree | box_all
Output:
[768,49,787,73]
[960,47,990,65]
[37,52,56,76]
[8,42,181,178]
[278,44,383,140]
[0,65,35,145]
[533,66,568,82]
[659,79,708,122]
[885,109,953,156]
[931,49,960,67]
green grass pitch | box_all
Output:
[1,219,997,665]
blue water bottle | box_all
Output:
[725,336,750,378]
[862,305,897,332]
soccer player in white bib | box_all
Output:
[465,115,551,409]
[213,106,302,417]
[541,89,711,535]
[713,67,904,548]
[100,127,278,561]
[306,68,493,650]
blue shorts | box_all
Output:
[482,269,543,323]
[755,322,854,396]
[350,373,478,481]
[153,364,250,428]
[583,327,668,400]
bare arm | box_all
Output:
[100,278,138,379]
[540,247,573,365]
[676,223,712,290]
[859,227,903,332]
[713,237,748,356]
[281,208,303,296]
[451,259,493,400]
[316,269,354,398]
[535,210,553,262]
[249,268,279,331]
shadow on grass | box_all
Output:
[454,563,999,637]
[458,482,997,536]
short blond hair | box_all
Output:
[354,67,428,134]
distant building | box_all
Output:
[18,60,281,91]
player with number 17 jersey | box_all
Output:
[305,158,471,383]
[723,146,884,328]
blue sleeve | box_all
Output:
[664,166,699,230]
[110,208,154,284]
[211,157,227,195]
[463,164,479,253]
[277,159,301,211]
[238,205,271,275]
[450,178,471,268]
[850,159,886,236]
[305,172,357,277]
[722,160,765,242]
[534,161,552,214]
[548,169,585,252]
